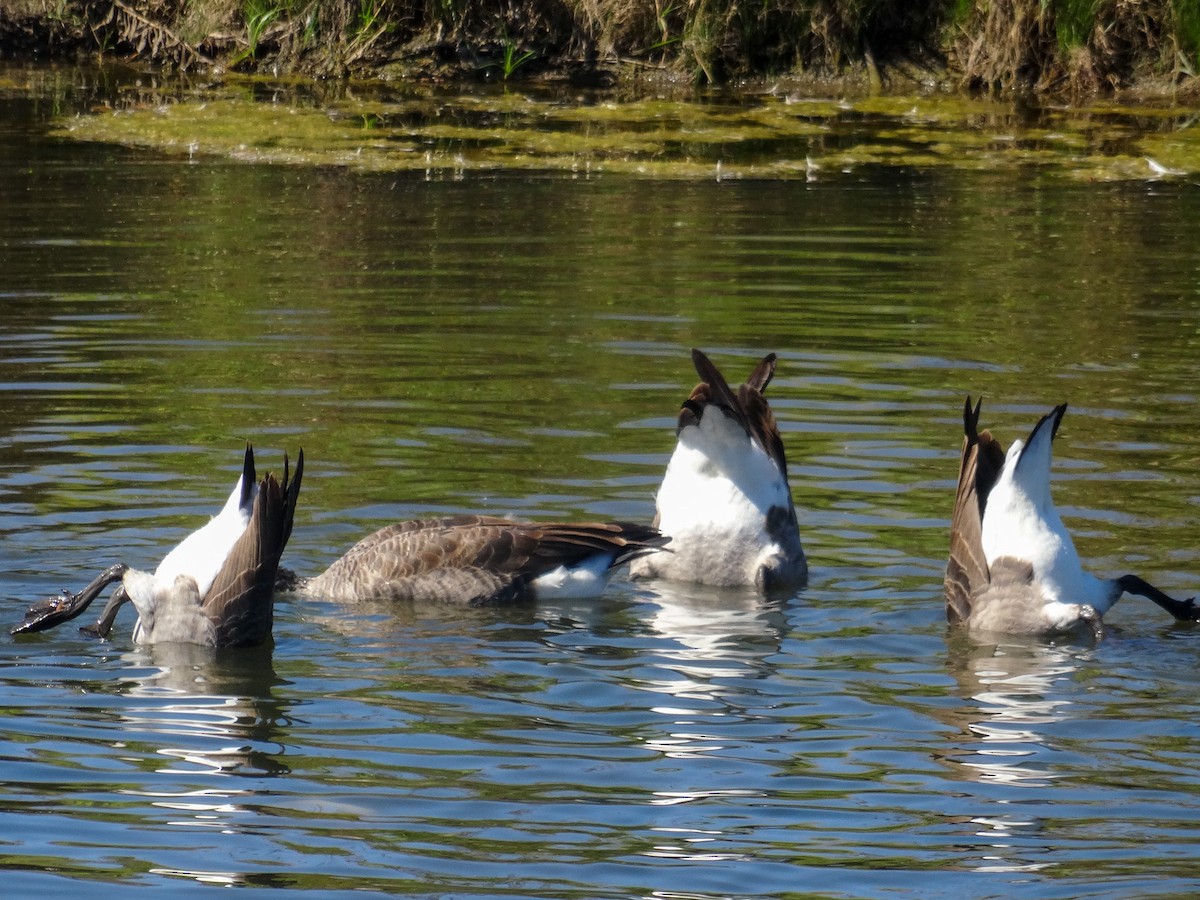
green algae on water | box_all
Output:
[52,85,1200,181]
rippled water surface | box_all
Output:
[3,64,1200,898]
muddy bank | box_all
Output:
[2,0,1199,97]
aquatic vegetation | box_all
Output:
[49,82,1200,181]
[497,36,537,80]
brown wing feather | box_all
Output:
[945,397,1005,624]
[690,348,743,414]
[738,383,790,480]
[745,353,777,394]
[963,396,1005,525]
[203,448,304,648]
[687,349,790,478]
[311,517,668,604]
[946,433,986,624]
[520,521,668,569]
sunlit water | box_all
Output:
[3,64,1200,898]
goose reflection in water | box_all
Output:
[944,637,1082,787]
[629,580,789,768]
[119,641,290,779]
[110,641,290,885]
[941,636,1093,874]
[639,580,790,664]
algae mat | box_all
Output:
[49,83,1200,181]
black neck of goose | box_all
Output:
[1116,574,1199,622]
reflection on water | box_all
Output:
[633,582,787,770]
[941,637,1125,876]
[116,641,287,885]
[3,64,1200,898]
[119,642,288,779]
[640,581,790,663]
[945,638,1086,788]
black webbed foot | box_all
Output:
[10,564,128,636]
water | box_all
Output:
[3,64,1200,897]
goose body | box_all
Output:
[13,445,303,647]
[945,398,1195,637]
[630,349,806,591]
[300,515,668,605]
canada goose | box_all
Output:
[12,445,303,647]
[294,515,668,605]
[629,348,806,591]
[945,397,1196,637]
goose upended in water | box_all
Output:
[292,515,669,605]
[629,348,807,591]
[945,397,1197,637]
[12,445,303,647]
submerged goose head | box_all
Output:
[13,445,303,647]
[945,397,1196,637]
[629,348,806,592]
[300,515,669,605]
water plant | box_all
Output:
[344,0,389,64]
[500,38,536,80]
[651,1,680,50]
[1172,0,1200,75]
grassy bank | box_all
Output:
[2,0,1199,94]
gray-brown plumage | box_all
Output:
[945,397,1108,637]
[12,446,303,648]
[303,515,668,605]
[945,395,1008,628]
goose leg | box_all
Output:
[79,584,132,639]
[1117,574,1200,622]
[11,564,128,635]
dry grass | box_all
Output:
[951,0,1195,94]
[2,0,1197,93]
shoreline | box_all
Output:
[3,1,1199,102]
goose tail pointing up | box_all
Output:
[1008,403,1067,506]
[201,447,304,647]
[632,348,805,591]
[10,446,303,648]
[945,398,1199,637]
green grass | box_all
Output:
[1053,0,1098,50]
[1174,0,1200,73]
[241,0,284,61]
